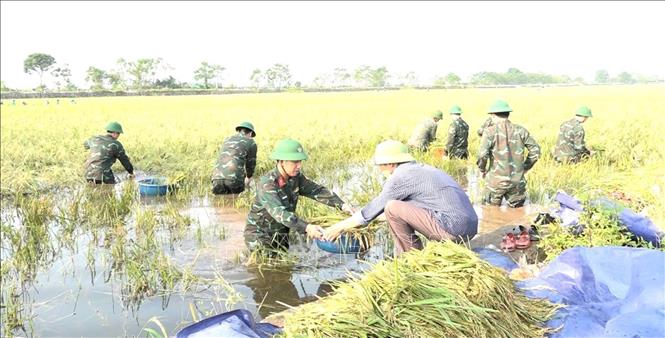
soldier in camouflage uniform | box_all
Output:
[477,100,540,208]
[444,105,469,159]
[553,106,593,164]
[84,121,134,184]
[211,121,258,195]
[245,139,354,252]
[407,110,443,151]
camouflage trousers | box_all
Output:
[244,226,290,252]
[448,150,469,160]
[212,179,244,195]
[482,181,527,208]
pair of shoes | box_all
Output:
[501,233,516,252]
[511,224,540,242]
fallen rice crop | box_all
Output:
[280,241,560,338]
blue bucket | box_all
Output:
[315,234,366,254]
[138,177,169,196]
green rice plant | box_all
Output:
[280,241,559,338]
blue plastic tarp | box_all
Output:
[176,309,282,338]
[473,248,518,272]
[519,246,665,338]
[554,191,663,246]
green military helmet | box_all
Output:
[575,106,592,117]
[105,121,124,133]
[488,100,512,114]
[236,121,256,137]
[374,140,415,165]
[270,139,308,161]
[449,105,463,115]
[432,110,444,119]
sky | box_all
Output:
[2,1,664,89]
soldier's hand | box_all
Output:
[341,203,357,215]
[128,173,135,180]
[322,224,344,242]
[244,177,251,186]
[305,224,324,239]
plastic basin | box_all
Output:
[315,234,364,254]
[138,177,169,196]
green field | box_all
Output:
[2,85,664,223]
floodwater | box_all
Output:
[1,165,542,337]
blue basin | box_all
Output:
[138,177,169,196]
[315,234,366,254]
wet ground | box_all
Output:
[1,166,547,336]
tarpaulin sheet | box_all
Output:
[176,309,281,338]
[519,246,665,338]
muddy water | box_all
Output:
[2,165,543,337]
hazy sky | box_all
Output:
[2,1,664,88]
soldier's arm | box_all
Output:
[477,118,489,137]
[258,181,309,232]
[113,143,134,174]
[523,130,541,171]
[430,124,438,141]
[445,123,456,154]
[246,142,257,178]
[476,132,492,174]
[299,175,344,209]
[573,127,590,155]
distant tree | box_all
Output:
[312,73,331,88]
[354,66,389,87]
[505,68,527,84]
[250,69,263,89]
[595,69,610,84]
[616,71,635,84]
[106,71,124,91]
[193,61,225,89]
[117,57,164,91]
[396,71,418,87]
[333,67,351,87]
[51,64,72,91]
[444,72,462,85]
[154,76,181,89]
[24,53,56,91]
[265,64,292,89]
[86,66,107,91]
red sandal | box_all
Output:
[515,231,531,249]
[501,233,517,252]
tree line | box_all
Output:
[4,52,662,93]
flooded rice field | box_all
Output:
[0,165,542,337]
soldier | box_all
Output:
[444,105,469,159]
[322,140,478,256]
[553,106,593,164]
[84,121,134,184]
[407,110,442,151]
[211,121,257,195]
[477,100,540,208]
[245,139,354,252]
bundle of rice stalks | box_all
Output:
[280,241,559,338]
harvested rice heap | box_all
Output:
[280,241,559,338]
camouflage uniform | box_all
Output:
[477,117,494,137]
[245,168,344,251]
[408,118,438,151]
[84,135,134,184]
[477,119,540,207]
[445,118,469,159]
[211,133,257,194]
[553,118,590,163]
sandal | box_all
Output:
[515,231,531,249]
[501,233,517,252]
